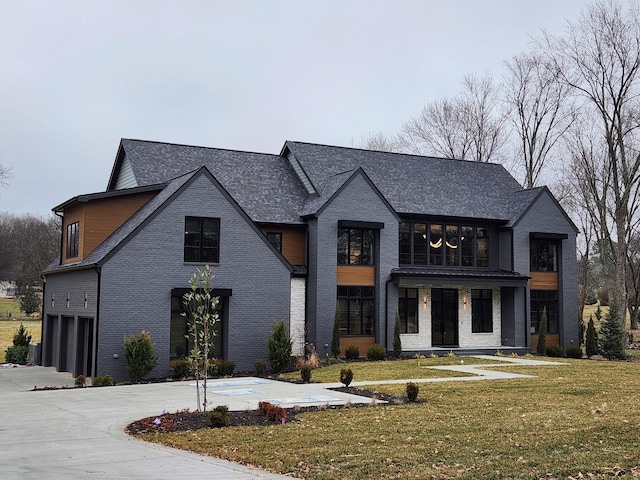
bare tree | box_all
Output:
[504,51,575,188]
[0,164,10,188]
[357,131,403,153]
[401,72,507,162]
[545,0,640,329]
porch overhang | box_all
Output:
[391,267,529,287]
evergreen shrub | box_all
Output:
[345,344,359,360]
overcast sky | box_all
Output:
[0,0,606,217]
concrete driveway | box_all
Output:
[0,365,373,479]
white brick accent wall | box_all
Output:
[290,277,306,356]
[400,284,502,350]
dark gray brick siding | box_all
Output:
[308,174,399,355]
[512,192,578,350]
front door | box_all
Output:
[431,288,459,346]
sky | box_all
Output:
[0,0,606,217]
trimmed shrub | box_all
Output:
[5,345,29,364]
[267,320,293,373]
[123,330,159,382]
[171,359,192,379]
[258,401,286,422]
[366,343,386,361]
[12,323,32,346]
[599,299,626,360]
[207,405,230,427]
[345,344,359,360]
[93,374,114,387]
[566,346,583,359]
[255,359,267,376]
[585,315,598,357]
[406,382,419,402]
[340,367,353,387]
[393,312,402,358]
[300,366,311,383]
[75,375,87,387]
[218,360,235,377]
[545,345,563,357]
[536,308,547,355]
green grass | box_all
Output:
[140,358,640,479]
[279,356,499,383]
[0,320,41,362]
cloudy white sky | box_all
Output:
[0,0,606,217]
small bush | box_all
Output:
[267,320,293,373]
[218,360,235,376]
[207,405,230,427]
[255,359,267,376]
[345,344,360,360]
[585,315,599,357]
[366,343,386,361]
[5,345,29,364]
[123,330,159,382]
[12,323,32,346]
[340,367,353,387]
[257,401,286,422]
[545,345,563,357]
[406,382,419,402]
[75,375,87,387]
[300,366,311,383]
[171,360,192,379]
[93,374,114,387]
[566,346,583,359]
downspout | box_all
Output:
[385,277,392,351]
[39,274,46,366]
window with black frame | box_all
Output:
[530,290,559,333]
[337,228,375,265]
[471,289,493,333]
[66,221,79,259]
[530,238,558,272]
[337,286,375,335]
[398,287,418,333]
[266,232,282,253]
[184,216,220,263]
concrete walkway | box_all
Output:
[0,356,564,479]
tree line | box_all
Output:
[361,0,640,337]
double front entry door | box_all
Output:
[431,288,459,347]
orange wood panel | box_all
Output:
[339,336,376,357]
[530,272,558,290]
[530,334,559,353]
[260,226,306,265]
[336,265,375,286]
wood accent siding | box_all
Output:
[259,226,306,265]
[336,265,375,286]
[530,272,558,290]
[339,336,376,357]
[530,334,559,353]
[61,192,156,264]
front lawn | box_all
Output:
[139,358,640,479]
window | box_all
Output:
[471,289,493,333]
[266,232,282,253]
[399,222,490,267]
[337,286,375,335]
[530,238,558,272]
[398,287,418,333]
[337,228,375,265]
[530,290,558,333]
[184,217,220,263]
[170,294,223,359]
[66,221,79,258]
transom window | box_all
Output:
[399,222,489,267]
[266,232,282,253]
[530,290,558,333]
[184,217,220,263]
[471,289,493,333]
[398,287,418,334]
[337,228,375,265]
[66,221,79,259]
[530,238,558,272]
[337,286,375,335]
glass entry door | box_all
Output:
[431,288,459,346]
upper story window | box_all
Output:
[66,221,79,259]
[266,232,282,253]
[337,228,375,265]
[184,216,220,263]
[530,238,558,272]
[399,221,489,267]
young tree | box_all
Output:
[585,314,599,357]
[599,297,626,360]
[123,330,158,382]
[536,307,547,355]
[20,285,39,316]
[182,265,219,412]
[393,312,402,358]
[267,320,292,374]
[331,309,341,358]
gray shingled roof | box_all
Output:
[117,139,308,224]
[286,141,524,221]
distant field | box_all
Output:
[0,319,42,363]
[0,297,39,321]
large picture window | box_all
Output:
[399,221,490,267]
[337,286,375,335]
[184,217,220,263]
[471,289,493,333]
[337,228,374,265]
[530,238,558,272]
[170,295,222,359]
[66,221,79,259]
[530,290,558,333]
[398,287,418,333]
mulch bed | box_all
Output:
[126,386,408,435]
